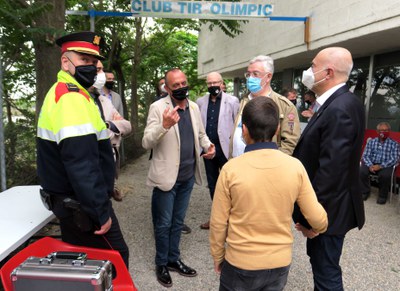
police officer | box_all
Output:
[36,32,129,267]
[229,55,300,158]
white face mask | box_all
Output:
[93,72,106,90]
[301,67,327,90]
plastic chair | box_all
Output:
[0,237,137,291]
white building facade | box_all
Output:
[198,0,400,129]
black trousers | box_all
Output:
[307,234,345,291]
[219,260,290,291]
[57,206,129,268]
[204,152,228,200]
[360,164,392,199]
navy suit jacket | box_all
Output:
[293,85,365,235]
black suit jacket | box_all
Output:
[293,85,365,235]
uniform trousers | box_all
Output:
[58,206,129,268]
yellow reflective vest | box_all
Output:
[37,70,114,226]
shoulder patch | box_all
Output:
[55,82,90,103]
[66,83,79,92]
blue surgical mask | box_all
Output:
[246,77,263,93]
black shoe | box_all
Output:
[377,197,387,205]
[363,193,370,201]
[167,259,197,277]
[181,224,192,234]
[156,265,172,288]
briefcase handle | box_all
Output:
[48,251,88,261]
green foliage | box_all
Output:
[201,19,246,38]
[4,118,37,187]
[1,0,245,188]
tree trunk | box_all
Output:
[130,19,143,132]
[33,0,65,121]
[108,34,129,119]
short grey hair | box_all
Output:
[377,122,391,130]
[249,55,274,74]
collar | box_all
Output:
[100,88,111,96]
[171,97,189,110]
[208,91,222,100]
[249,90,272,100]
[316,83,345,107]
[247,87,272,100]
[244,142,278,153]
[57,70,91,96]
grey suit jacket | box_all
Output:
[110,91,124,117]
[142,96,212,191]
[196,92,239,159]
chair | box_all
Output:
[362,129,400,206]
[0,237,137,291]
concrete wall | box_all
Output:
[198,0,400,78]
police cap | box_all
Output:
[56,31,105,60]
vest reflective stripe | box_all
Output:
[38,124,109,144]
[38,71,108,143]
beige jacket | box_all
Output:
[142,96,212,191]
[98,95,131,147]
[229,91,300,157]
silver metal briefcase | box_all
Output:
[11,251,113,291]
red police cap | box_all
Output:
[56,31,105,60]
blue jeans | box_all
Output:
[219,260,290,291]
[152,176,195,266]
[307,234,345,291]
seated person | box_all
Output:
[360,122,399,204]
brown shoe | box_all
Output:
[200,221,210,230]
[111,188,123,202]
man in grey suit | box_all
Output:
[101,70,124,116]
[196,72,239,229]
[142,68,215,288]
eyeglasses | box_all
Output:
[206,81,222,86]
[244,71,268,78]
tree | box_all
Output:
[0,0,65,187]
[0,0,246,186]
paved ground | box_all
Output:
[3,153,398,291]
[114,153,400,291]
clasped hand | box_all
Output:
[295,223,319,239]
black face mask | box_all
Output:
[74,65,97,88]
[208,86,221,96]
[67,57,97,88]
[105,81,114,90]
[171,86,189,100]
[290,99,297,106]
[305,100,312,105]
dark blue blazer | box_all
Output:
[293,85,365,235]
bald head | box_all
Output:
[207,72,222,82]
[310,47,353,95]
[316,47,353,81]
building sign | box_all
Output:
[131,0,274,20]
